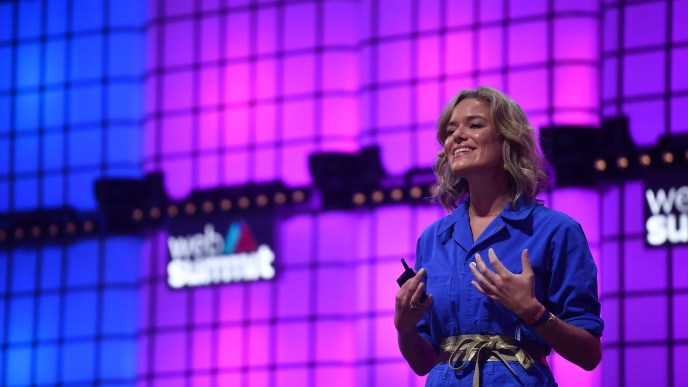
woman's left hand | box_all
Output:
[468,248,541,321]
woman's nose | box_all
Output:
[451,128,466,141]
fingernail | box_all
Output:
[470,262,477,269]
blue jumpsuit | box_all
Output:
[414,200,604,386]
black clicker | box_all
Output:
[396,258,427,303]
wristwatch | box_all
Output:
[543,312,556,329]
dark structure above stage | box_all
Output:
[2,118,687,245]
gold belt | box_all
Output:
[437,334,547,387]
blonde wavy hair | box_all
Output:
[433,86,549,212]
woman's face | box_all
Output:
[443,98,505,178]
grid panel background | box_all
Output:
[139,1,605,383]
[0,0,146,213]
[136,206,445,386]
[1,237,145,386]
[2,0,688,386]
[600,0,688,386]
[1,0,147,386]
[359,0,600,178]
[143,0,361,199]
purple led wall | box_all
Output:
[140,0,608,384]
[144,0,361,199]
[1,0,147,385]
[3,0,688,386]
[137,207,444,385]
[600,1,688,386]
[359,0,600,181]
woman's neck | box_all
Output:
[467,175,509,217]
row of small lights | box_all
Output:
[1,191,308,242]
[0,220,97,242]
[594,150,688,172]
[6,151,682,242]
[131,190,307,222]
[351,185,434,206]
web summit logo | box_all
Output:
[166,221,276,288]
[645,185,688,246]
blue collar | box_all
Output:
[437,198,537,235]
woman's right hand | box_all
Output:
[394,268,433,335]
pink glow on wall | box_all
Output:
[553,64,599,126]
[549,189,601,387]
[133,0,681,385]
[145,1,361,197]
[12,0,688,385]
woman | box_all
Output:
[394,86,603,386]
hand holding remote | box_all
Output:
[394,259,432,335]
[396,258,427,304]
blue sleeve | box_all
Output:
[413,234,440,354]
[547,221,604,337]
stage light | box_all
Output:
[14,228,24,239]
[391,188,403,201]
[409,186,422,199]
[371,190,384,203]
[49,224,59,236]
[256,194,268,207]
[32,226,41,238]
[594,159,606,172]
[220,199,232,211]
[238,197,250,209]
[662,151,674,164]
[185,203,197,215]
[202,201,214,213]
[353,192,366,205]
[132,209,143,221]
[616,156,628,169]
[0,230,6,241]
[150,207,161,219]
[168,205,179,217]
[292,190,305,203]
[639,154,651,166]
[84,221,94,233]
[66,223,76,234]
[274,192,286,205]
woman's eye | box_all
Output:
[470,123,483,129]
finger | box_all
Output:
[469,261,499,294]
[410,283,428,305]
[402,267,424,295]
[410,282,425,305]
[487,248,512,276]
[471,280,486,295]
[520,249,533,275]
[409,267,425,291]
[418,293,433,313]
[475,253,499,284]
[471,281,500,301]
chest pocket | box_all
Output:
[426,274,459,338]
